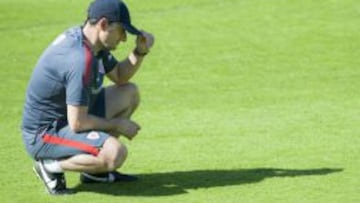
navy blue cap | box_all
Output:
[87,0,141,35]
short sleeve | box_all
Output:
[101,51,118,73]
[65,54,91,106]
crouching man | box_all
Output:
[21,0,154,195]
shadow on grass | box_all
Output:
[72,168,342,196]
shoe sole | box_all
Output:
[80,172,138,184]
[33,165,56,194]
[33,164,73,195]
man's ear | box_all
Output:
[97,17,109,31]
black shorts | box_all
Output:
[89,88,106,118]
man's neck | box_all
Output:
[82,23,102,55]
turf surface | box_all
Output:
[0,0,359,202]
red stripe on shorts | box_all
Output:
[42,134,100,156]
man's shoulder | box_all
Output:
[43,26,86,65]
[50,26,82,50]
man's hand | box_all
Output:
[112,118,141,140]
[135,31,155,55]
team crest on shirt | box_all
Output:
[108,54,113,61]
[98,60,105,74]
[87,131,100,140]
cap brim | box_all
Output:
[123,23,142,35]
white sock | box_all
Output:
[43,159,63,173]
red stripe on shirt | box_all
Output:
[42,134,100,156]
[82,43,93,87]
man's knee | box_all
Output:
[121,82,138,93]
[105,82,140,119]
[101,137,128,171]
[122,83,140,103]
[106,146,127,171]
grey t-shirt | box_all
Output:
[22,26,118,135]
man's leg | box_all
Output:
[32,126,126,194]
[78,82,140,183]
[59,136,127,173]
[33,138,124,195]
[104,83,140,120]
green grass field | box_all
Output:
[0,0,359,202]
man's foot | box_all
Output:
[80,171,138,183]
[33,161,73,195]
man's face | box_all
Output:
[99,22,127,50]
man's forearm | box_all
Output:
[115,51,145,84]
[70,114,117,133]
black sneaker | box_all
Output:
[33,161,73,195]
[80,171,138,183]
